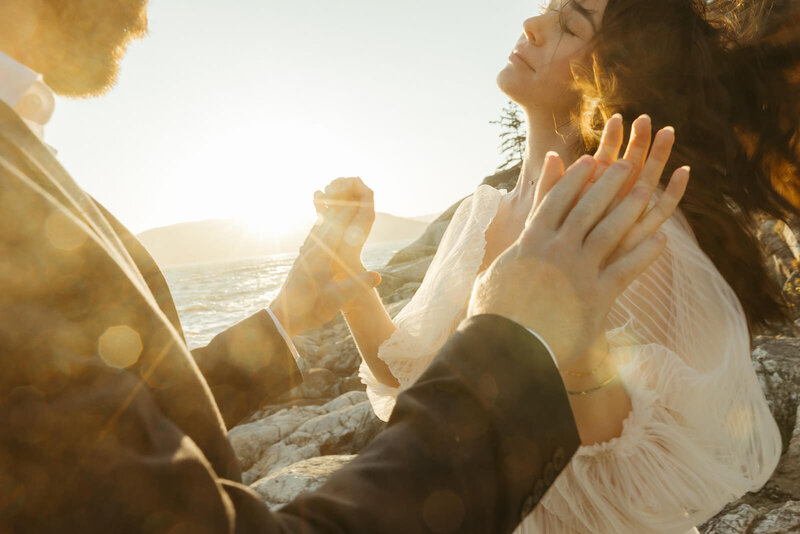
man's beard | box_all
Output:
[33,0,149,97]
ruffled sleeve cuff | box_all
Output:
[358,359,401,422]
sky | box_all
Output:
[47,0,543,237]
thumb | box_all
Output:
[327,270,382,308]
[528,152,565,227]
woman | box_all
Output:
[314,0,797,532]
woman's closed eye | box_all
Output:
[540,1,593,39]
[539,4,576,36]
[557,8,577,37]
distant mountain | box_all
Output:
[408,212,442,224]
[136,212,428,267]
[368,213,429,243]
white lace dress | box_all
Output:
[359,184,782,534]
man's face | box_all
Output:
[34,0,149,96]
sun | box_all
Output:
[234,198,317,243]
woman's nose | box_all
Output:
[522,15,546,47]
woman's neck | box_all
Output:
[510,108,583,206]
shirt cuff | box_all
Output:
[265,307,302,364]
[525,328,558,369]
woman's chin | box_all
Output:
[496,68,533,106]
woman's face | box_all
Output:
[498,0,608,114]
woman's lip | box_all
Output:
[509,51,536,72]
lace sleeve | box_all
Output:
[521,208,783,533]
[359,186,503,421]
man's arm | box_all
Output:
[1,314,578,534]
[191,310,304,429]
[271,314,581,533]
[88,199,305,429]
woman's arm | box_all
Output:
[559,346,632,446]
[314,176,400,388]
[341,286,399,387]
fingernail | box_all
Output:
[681,165,691,173]
[578,155,594,166]
[546,150,559,158]
[612,113,622,121]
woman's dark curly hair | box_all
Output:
[571,0,800,334]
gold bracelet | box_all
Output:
[566,372,619,397]
[561,351,609,377]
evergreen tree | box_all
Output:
[490,101,527,170]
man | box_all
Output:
[0,1,680,532]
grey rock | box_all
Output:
[314,334,361,376]
[752,501,800,533]
[385,165,520,269]
[752,336,800,447]
[249,454,356,510]
[230,391,385,485]
[771,404,800,500]
[377,256,433,298]
[700,339,800,533]
[702,503,762,533]
[703,501,800,534]
[272,367,340,402]
[385,206,459,267]
[291,320,361,376]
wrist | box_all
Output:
[559,341,619,396]
[340,285,377,315]
[268,302,296,338]
[337,262,370,311]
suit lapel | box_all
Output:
[91,199,187,343]
[0,102,242,480]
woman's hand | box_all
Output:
[587,113,654,202]
[532,114,688,266]
[469,145,689,369]
[314,177,376,280]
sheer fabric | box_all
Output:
[359,185,782,533]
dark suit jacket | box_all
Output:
[0,101,581,533]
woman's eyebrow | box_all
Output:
[569,0,599,33]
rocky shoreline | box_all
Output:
[229,167,800,532]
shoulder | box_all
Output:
[441,186,504,241]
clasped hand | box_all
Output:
[269,177,379,338]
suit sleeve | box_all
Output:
[191,310,304,429]
[87,197,304,430]
[2,312,580,534]
[268,314,582,534]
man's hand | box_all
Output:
[468,131,689,369]
[270,195,381,338]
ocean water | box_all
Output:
[163,239,412,349]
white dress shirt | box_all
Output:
[0,50,55,141]
[265,308,302,364]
